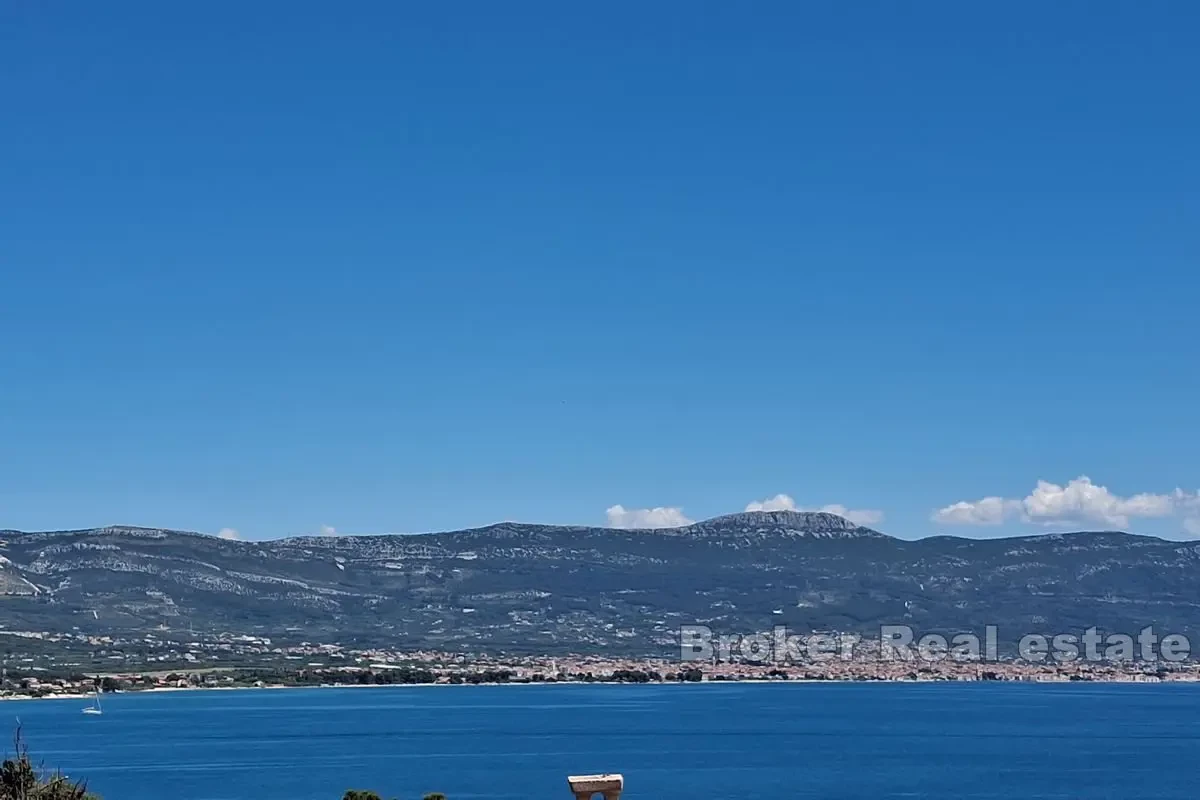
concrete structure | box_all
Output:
[568,773,623,800]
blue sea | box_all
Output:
[7,682,1200,799]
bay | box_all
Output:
[6,682,1198,799]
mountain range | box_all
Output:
[2,511,1198,656]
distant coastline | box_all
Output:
[5,670,1198,703]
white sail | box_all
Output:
[82,687,103,715]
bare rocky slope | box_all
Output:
[2,511,1198,655]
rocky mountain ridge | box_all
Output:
[2,512,1198,655]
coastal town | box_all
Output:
[3,626,1197,700]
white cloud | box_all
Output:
[745,493,798,512]
[319,524,338,537]
[816,504,885,527]
[1022,477,1175,527]
[933,497,1023,526]
[1183,518,1200,537]
[217,528,241,541]
[934,476,1199,530]
[1175,489,1200,514]
[744,494,885,526]
[605,505,694,529]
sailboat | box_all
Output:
[82,688,103,715]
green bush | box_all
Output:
[1,727,98,800]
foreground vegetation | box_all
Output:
[4,728,454,800]
[1,728,97,800]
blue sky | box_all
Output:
[2,2,1197,540]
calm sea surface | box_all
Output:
[7,682,1199,799]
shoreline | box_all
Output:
[5,674,1198,703]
